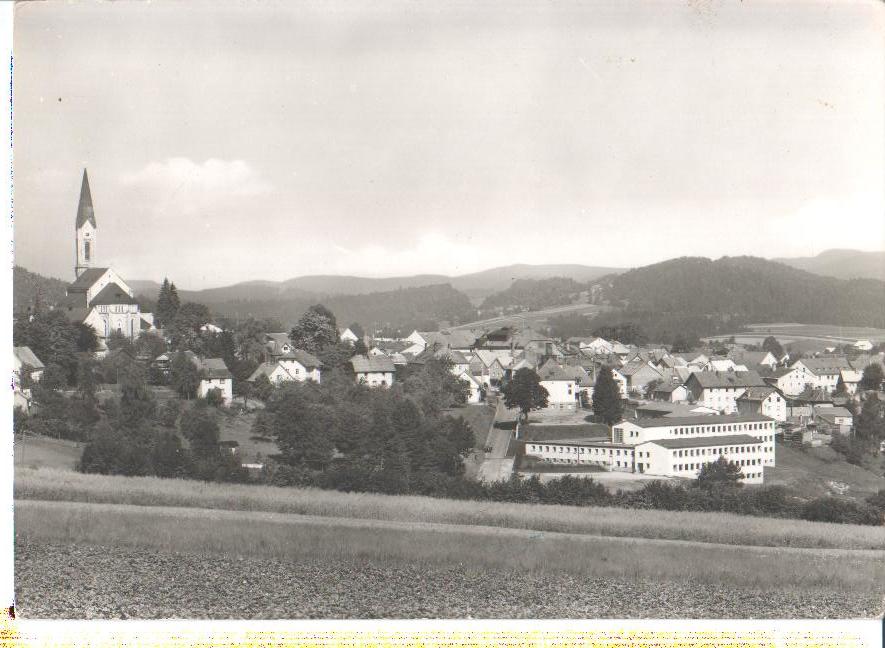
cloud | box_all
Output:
[119,157,271,215]
[326,232,508,277]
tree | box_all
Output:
[268,384,334,469]
[179,402,221,459]
[855,394,884,445]
[695,456,743,490]
[762,336,784,359]
[592,366,623,425]
[644,378,663,399]
[168,302,211,351]
[106,330,133,353]
[170,351,201,399]
[75,323,100,353]
[252,373,274,401]
[502,368,549,422]
[290,304,338,354]
[135,331,167,361]
[156,278,172,327]
[859,363,884,392]
[75,354,99,401]
[117,362,156,429]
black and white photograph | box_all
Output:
[5,0,885,627]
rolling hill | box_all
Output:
[600,256,885,328]
[13,266,69,314]
[127,263,622,305]
[775,249,885,282]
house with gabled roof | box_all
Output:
[13,346,45,411]
[537,360,578,410]
[249,348,322,387]
[350,354,395,387]
[791,357,854,394]
[618,359,664,396]
[735,385,786,422]
[685,370,767,414]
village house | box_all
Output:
[350,354,395,387]
[198,358,234,405]
[764,366,811,397]
[248,349,323,385]
[58,170,154,346]
[338,328,359,346]
[814,406,854,435]
[727,350,779,371]
[13,346,45,411]
[618,359,664,396]
[735,386,787,422]
[838,369,863,396]
[685,370,766,414]
[651,382,689,403]
[791,357,854,393]
[537,360,579,410]
[458,372,485,404]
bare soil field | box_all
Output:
[16,541,885,619]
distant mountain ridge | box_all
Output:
[774,249,885,281]
[127,263,623,305]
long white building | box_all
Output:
[523,414,776,484]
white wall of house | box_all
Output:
[760,392,787,422]
[697,386,749,414]
[357,371,394,387]
[775,368,811,396]
[199,377,233,406]
[540,379,577,410]
[279,359,321,383]
[792,361,841,393]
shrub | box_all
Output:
[800,497,881,525]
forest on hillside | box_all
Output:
[479,277,589,312]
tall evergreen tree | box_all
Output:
[156,278,171,326]
[592,366,624,425]
[168,282,181,313]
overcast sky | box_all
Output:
[12,0,885,288]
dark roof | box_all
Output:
[279,348,322,369]
[643,434,763,449]
[736,386,777,402]
[618,413,772,428]
[687,370,765,389]
[68,267,109,291]
[815,407,853,422]
[350,354,395,373]
[530,438,631,448]
[521,424,607,439]
[89,282,138,306]
[538,360,575,381]
[796,357,853,374]
[201,358,232,379]
[76,169,96,228]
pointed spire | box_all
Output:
[76,168,96,228]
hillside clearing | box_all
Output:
[15,468,885,550]
[13,435,82,471]
[766,445,885,501]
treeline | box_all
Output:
[13,265,70,314]
[480,277,588,312]
[602,256,885,328]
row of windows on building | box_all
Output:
[674,457,763,472]
[671,445,770,458]
[528,445,632,456]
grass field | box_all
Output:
[13,435,82,471]
[15,468,885,618]
[767,445,885,502]
[15,468,885,550]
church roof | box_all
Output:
[68,267,109,291]
[76,169,96,228]
[89,282,139,306]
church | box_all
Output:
[60,169,154,347]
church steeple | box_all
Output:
[75,168,97,278]
[76,169,96,228]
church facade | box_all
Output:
[60,170,154,346]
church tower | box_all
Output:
[75,168,96,278]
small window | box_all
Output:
[84,241,91,261]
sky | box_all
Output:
[12,0,885,289]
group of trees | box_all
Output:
[480,277,588,313]
[255,355,474,493]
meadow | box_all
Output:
[16,467,885,550]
